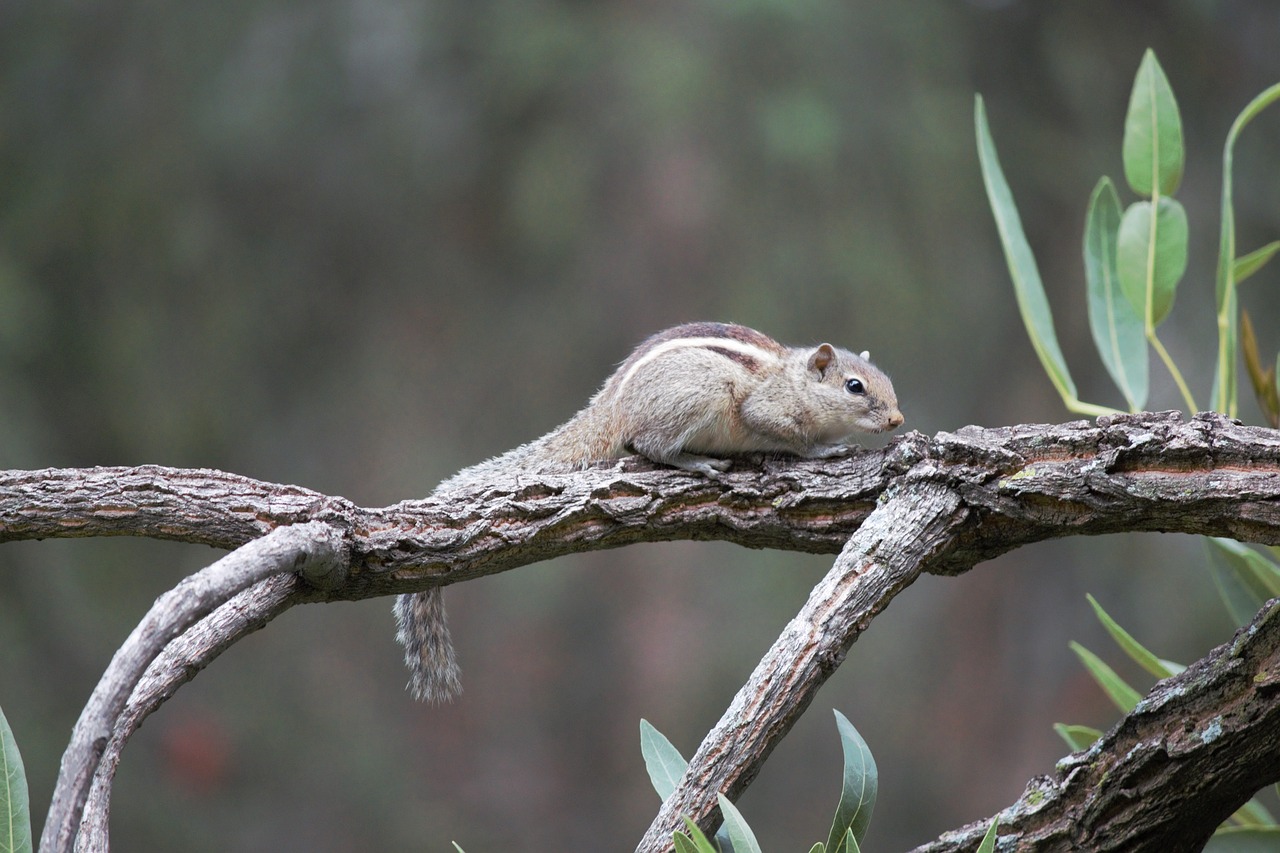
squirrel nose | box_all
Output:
[886,410,904,429]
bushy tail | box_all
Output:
[393,589,461,703]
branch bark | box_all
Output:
[909,595,1280,853]
[2,412,1280,851]
[40,522,348,853]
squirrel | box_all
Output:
[394,321,904,703]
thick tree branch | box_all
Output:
[3,412,1280,852]
[637,481,967,851]
[910,596,1280,853]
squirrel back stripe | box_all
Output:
[615,334,779,392]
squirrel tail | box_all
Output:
[394,589,461,703]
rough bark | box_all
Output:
[910,596,1280,852]
[2,411,1280,852]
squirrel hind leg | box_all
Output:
[393,589,462,704]
[629,433,731,477]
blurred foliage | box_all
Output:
[1,1,1279,850]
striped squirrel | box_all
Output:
[395,322,904,703]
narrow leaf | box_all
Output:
[1241,311,1280,428]
[1234,241,1280,284]
[1229,797,1277,827]
[677,817,721,853]
[1053,723,1103,752]
[0,705,32,853]
[1204,826,1280,852]
[1123,49,1184,197]
[842,828,860,853]
[1086,594,1177,678]
[807,845,825,853]
[1214,83,1280,415]
[1205,538,1280,626]
[673,830,707,853]
[825,710,878,852]
[1069,641,1143,712]
[717,794,762,853]
[451,844,466,853]
[1117,197,1189,327]
[974,96,1079,407]
[976,817,1000,853]
[1157,658,1186,676]
[640,719,689,801]
[1085,177,1148,411]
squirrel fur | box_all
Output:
[395,321,903,703]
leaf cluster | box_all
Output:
[978,49,1280,419]
[642,710,884,853]
[640,712,998,853]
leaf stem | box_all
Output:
[1064,397,1123,418]
[1149,331,1198,413]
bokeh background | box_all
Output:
[2,1,1279,850]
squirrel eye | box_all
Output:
[845,377,865,395]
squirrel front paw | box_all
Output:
[680,455,733,476]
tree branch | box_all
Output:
[3,411,1280,851]
[637,481,967,850]
[909,596,1280,853]
[40,522,348,853]
[76,573,306,852]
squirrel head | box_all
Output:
[803,343,904,439]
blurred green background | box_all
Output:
[2,1,1279,849]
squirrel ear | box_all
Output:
[860,350,870,360]
[809,343,837,375]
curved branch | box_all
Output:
[75,573,305,852]
[40,523,348,853]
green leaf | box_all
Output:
[1204,826,1280,852]
[1229,797,1277,828]
[677,817,721,853]
[673,830,707,853]
[1214,82,1280,416]
[1123,49,1184,197]
[0,705,31,853]
[807,845,825,853]
[973,96,1072,403]
[842,828,860,853]
[976,817,1000,853]
[1086,594,1178,679]
[826,710,878,852]
[1234,241,1280,284]
[976,97,1115,417]
[640,719,689,801]
[451,844,466,853]
[1241,311,1280,428]
[1117,197,1188,327]
[1069,641,1143,713]
[1053,723,1103,752]
[717,794,762,853]
[1205,538,1280,627]
[1085,177,1148,411]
